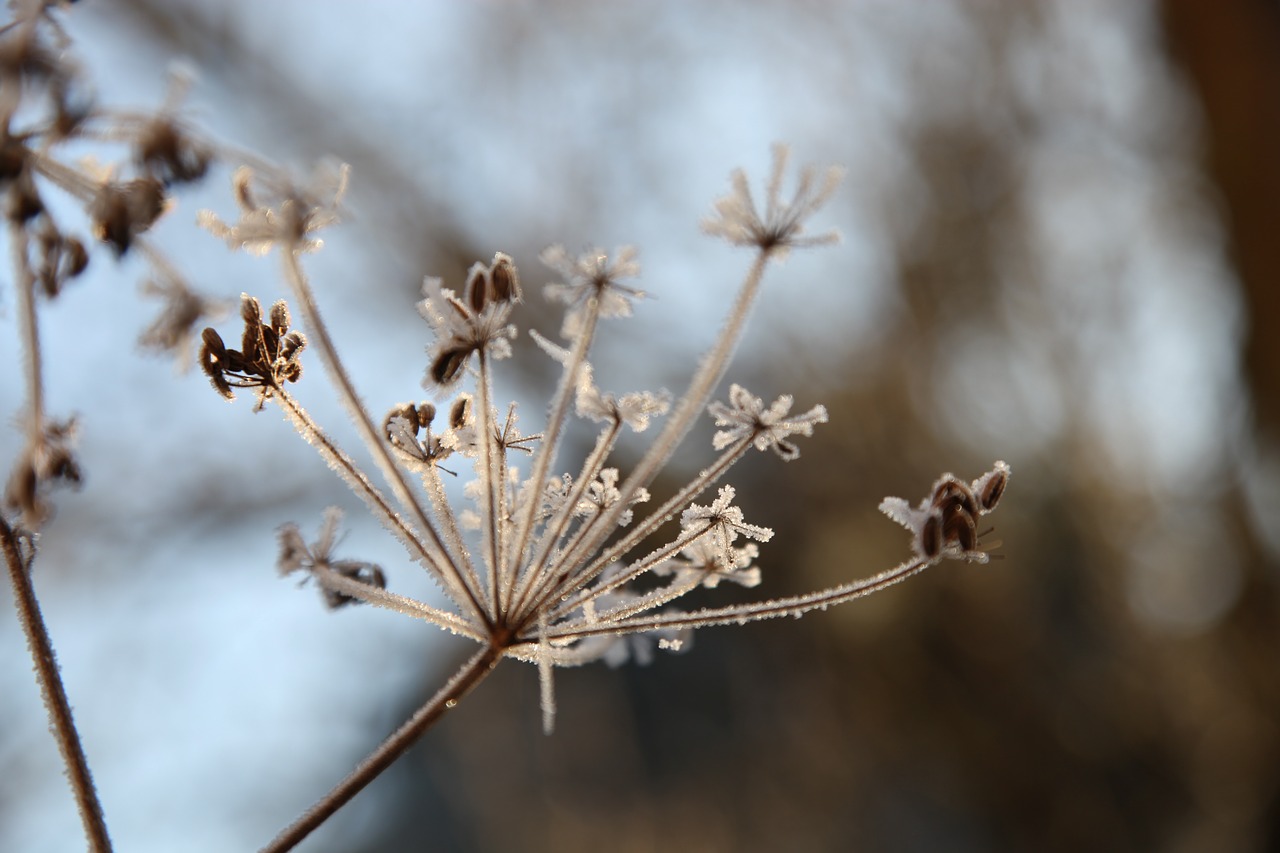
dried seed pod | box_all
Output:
[940,504,977,553]
[278,331,305,364]
[90,178,167,255]
[490,252,521,303]
[415,402,436,428]
[269,300,291,339]
[199,328,235,399]
[430,346,471,386]
[7,171,42,222]
[931,475,977,518]
[62,236,88,279]
[919,511,943,560]
[322,561,388,609]
[135,118,212,186]
[465,263,489,314]
[241,294,263,325]
[973,462,1009,513]
[449,395,472,429]
[384,403,418,443]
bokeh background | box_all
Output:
[2,1,1278,851]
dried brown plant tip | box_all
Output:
[134,117,212,186]
[34,219,88,297]
[7,169,43,222]
[3,418,82,526]
[198,295,306,407]
[277,509,386,609]
[880,461,1011,563]
[89,177,167,256]
[420,253,519,388]
[383,400,458,469]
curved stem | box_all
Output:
[1,517,113,853]
[261,645,501,853]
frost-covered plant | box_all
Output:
[0,5,1010,852]
[193,144,1010,851]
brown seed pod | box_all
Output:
[490,253,521,303]
[940,504,977,553]
[269,300,291,339]
[919,511,943,560]
[975,466,1008,512]
[449,395,472,429]
[430,346,471,386]
[199,328,235,399]
[322,561,388,609]
[465,264,489,314]
[384,403,420,441]
[931,475,977,518]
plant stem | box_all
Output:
[11,222,43,444]
[261,645,502,853]
[1,517,113,853]
[279,249,487,624]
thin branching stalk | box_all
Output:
[11,223,42,443]
[503,302,601,583]
[274,390,479,619]
[549,557,933,641]
[261,646,501,853]
[508,420,621,620]
[516,434,752,627]
[473,350,504,619]
[1,517,112,853]
[418,463,486,613]
[573,251,771,566]
[279,249,487,623]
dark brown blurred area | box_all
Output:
[113,2,1280,851]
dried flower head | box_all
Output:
[249,153,1011,748]
[198,294,306,409]
[199,162,347,255]
[701,143,845,257]
[879,461,1011,563]
[541,244,645,338]
[278,509,386,610]
[419,253,521,389]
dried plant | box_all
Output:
[0,4,1009,852]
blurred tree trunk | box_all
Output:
[1161,0,1280,442]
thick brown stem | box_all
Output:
[261,645,502,853]
[1,517,113,853]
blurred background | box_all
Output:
[2,1,1278,851]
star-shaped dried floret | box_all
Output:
[199,161,347,255]
[708,383,828,461]
[653,537,762,589]
[680,485,773,572]
[541,245,645,338]
[701,143,844,258]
